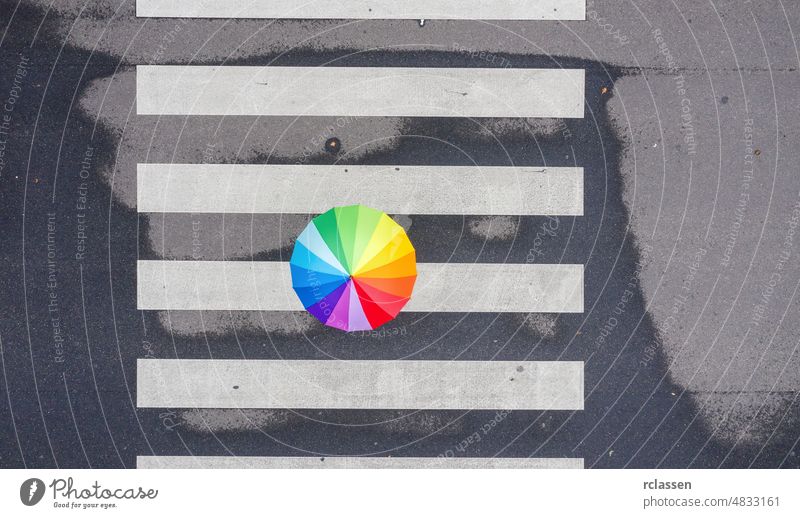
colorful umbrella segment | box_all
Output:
[290,205,417,332]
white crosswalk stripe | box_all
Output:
[137,164,584,216]
[137,360,584,410]
[137,456,584,469]
[134,2,588,468]
[136,0,586,20]
[137,260,584,313]
[136,66,585,118]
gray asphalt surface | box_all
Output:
[0,0,798,468]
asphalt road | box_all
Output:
[0,0,798,468]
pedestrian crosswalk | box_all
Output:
[136,66,585,118]
[137,360,584,410]
[136,0,586,20]
[134,1,587,469]
[137,261,583,313]
[137,164,584,216]
[137,456,584,469]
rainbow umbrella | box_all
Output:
[290,205,416,331]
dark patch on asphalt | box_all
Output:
[324,137,341,154]
[2,0,798,469]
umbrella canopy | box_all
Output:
[290,205,417,331]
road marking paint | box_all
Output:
[136,359,584,410]
[137,260,584,313]
[137,164,583,216]
[137,456,584,468]
[136,0,586,20]
[136,66,585,118]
